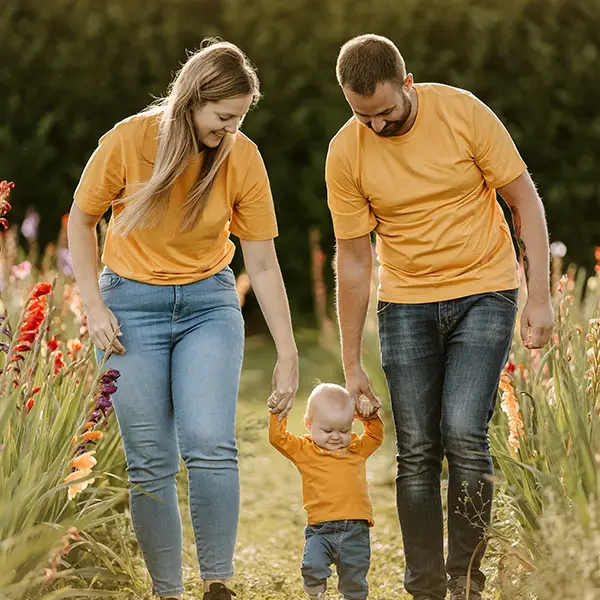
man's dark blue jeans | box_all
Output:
[378,289,518,600]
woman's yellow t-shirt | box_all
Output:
[74,111,278,285]
[326,83,526,304]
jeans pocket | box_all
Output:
[98,269,123,292]
[490,289,519,308]
[212,266,237,291]
[376,300,394,315]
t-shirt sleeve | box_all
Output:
[229,144,278,241]
[354,414,384,458]
[73,123,126,216]
[268,414,307,463]
[470,95,527,189]
[326,140,377,240]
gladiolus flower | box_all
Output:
[48,336,60,352]
[506,362,516,374]
[25,398,35,412]
[54,351,66,376]
[81,430,103,442]
[18,331,36,343]
[499,373,525,452]
[32,282,51,297]
[71,451,97,470]
[65,468,95,500]
[67,338,83,355]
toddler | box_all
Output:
[269,383,384,600]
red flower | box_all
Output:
[506,362,516,374]
[32,282,52,298]
[13,344,31,353]
[18,331,36,343]
[48,336,60,352]
[54,351,66,376]
[26,398,35,413]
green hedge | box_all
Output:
[1,0,598,322]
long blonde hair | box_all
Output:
[113,40,260,235]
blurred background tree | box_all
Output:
[1,0,599,325]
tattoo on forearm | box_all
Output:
[510,205,529,282]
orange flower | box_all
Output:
[64,468,95,500]
[71,451,96,470]
[67,338,83,355]
[81,430,103,442]
[82,421,96,431]
[499,374,525,452]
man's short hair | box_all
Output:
[336,34,406,97]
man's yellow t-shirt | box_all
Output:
[326,83,526,304]
[74,111,278,285]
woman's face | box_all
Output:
[192,93,254,148]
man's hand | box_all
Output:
[345,366,381,412]
[520,296,554,349]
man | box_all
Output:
[326,34,553,600]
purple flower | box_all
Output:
[21,210,40,241]
[90,409,102,421]
[95,394,113,416]
[57,247,74,276]
[106,368,121,380]
[101,382,118,395]
[0,342,8,353]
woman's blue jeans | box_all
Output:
[97,266,244,597]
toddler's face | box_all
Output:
[308,408,354,451]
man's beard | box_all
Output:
[371,94,412,137]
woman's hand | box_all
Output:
[86,302,126,355]
[267,352,299,420]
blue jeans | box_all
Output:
[97,266,244,597]
[378,290,518,600]
[301,519,371,600]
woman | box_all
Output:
[68,40,299,600]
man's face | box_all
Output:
[343,78,413,137]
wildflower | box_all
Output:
[66,337,83,356]
[54,351,66,376]
[506,362,516,374]
[81,430,103,442]
[64,468,95,500]
[57,247,74,276]
[11,260,32,281]
[24,386,42,413]
[20,209,40,241]
[71,451,97,470]
[48,336,60,352]
[499,373,525,452]
[0,180,15,230]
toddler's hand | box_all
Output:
[357,396,378,419]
